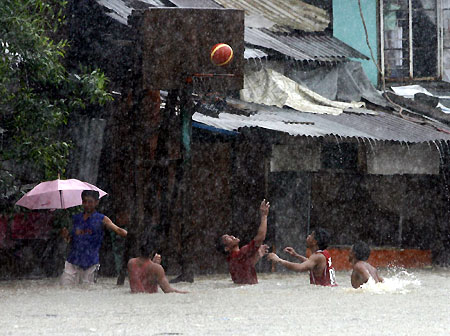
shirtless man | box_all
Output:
[349,241,383,288]
[127,244,187,294]
[267,228,337,286]
[216,200,270,285]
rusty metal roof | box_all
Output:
[193,98,450,143]
[245,28,368,62]
[213,0,330,32]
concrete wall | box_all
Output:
[271,143,321,172]
[366,142,441,175]
[333,0,378,85]
[310,172,447,256]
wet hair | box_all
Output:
[138,231,157,258]
[81,190,100,201]
[312,227,330,250]
[139,241,154,258]
[352,241,371,261]
[216,235,228,255]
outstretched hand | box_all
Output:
[267,252,281,263]
[260,199,270,217]
[284,247,297,257]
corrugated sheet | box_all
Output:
[245,28,368,62]
[264,31,369,61]
[244,47,268,59]
[169,0,222,8]
[96,0,165,24]
[213,0,330,32]
[192,99,450,143]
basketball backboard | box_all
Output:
[133,8,244,91]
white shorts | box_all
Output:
[60,261,100,285]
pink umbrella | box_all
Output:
[15,178,107,210]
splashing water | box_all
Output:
[360,269,421,294]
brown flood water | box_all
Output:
[0,268,449,335]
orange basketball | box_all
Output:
[210,43,233,66]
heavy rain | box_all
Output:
[1,0,449,335]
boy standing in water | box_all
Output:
[216,200,270,285]
[349,241,384,288]
[60,190,127,285]
[127,243,187,294]
[267,228,337,286]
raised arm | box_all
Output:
[267,252,319,273]
[103,216,128,237]
[254,200,270,245]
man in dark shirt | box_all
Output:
[216,200,270,284]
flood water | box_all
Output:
[0,268,449,335]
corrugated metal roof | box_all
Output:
[264,31,369,61]
[95,1,362,63]
[244,47,268,59]
[192,99,450,143]
[213,0,330,32]
[96,0,165,24]
[168,0,222,8]
[245,28,368,62]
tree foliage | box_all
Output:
[0,0,112,202]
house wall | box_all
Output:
[333,0,378,85]
[366,142,441,175]
[264,136,448,265]
[309,173,446,258]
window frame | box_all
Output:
[380,0,443,82]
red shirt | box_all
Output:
[128,258,159,293]
[227,240,259,284]
[309,250,337,286]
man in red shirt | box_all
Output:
[267,228,337,286]
[217,200,270,285]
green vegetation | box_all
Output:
[0,0,112,205]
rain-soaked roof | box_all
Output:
[96,0,165,24]
[245,28,368,62]
[213,0,330,32]
[93,0,363,63]
[193,98,450,143]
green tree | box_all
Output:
[0,0,112,204]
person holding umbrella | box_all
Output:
[60,190,127,285]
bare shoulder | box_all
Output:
[147,262,164,274]
[310,252,325,264]
[353,261,368,273]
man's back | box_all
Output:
[128,258,158,293]
[351,261,383,288]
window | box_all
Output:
[381,0,439,80]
